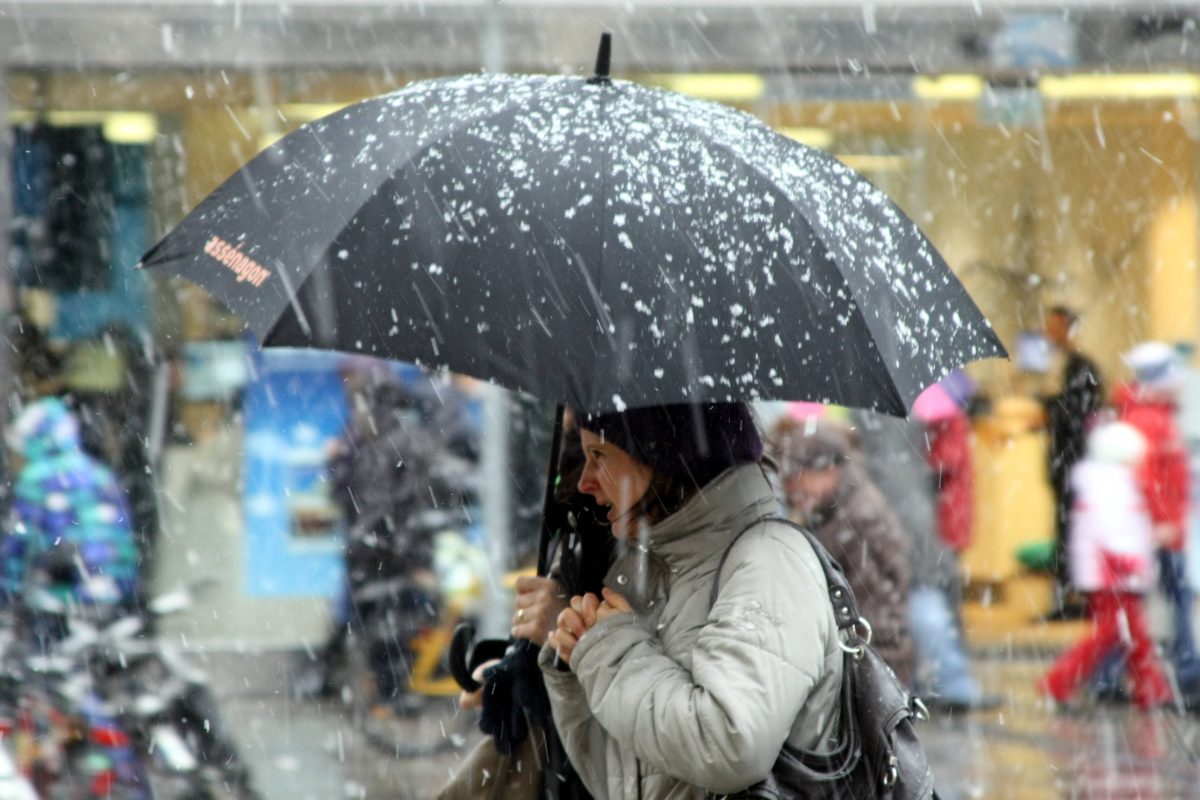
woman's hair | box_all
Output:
[637,472,695,524]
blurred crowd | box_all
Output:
[765,304,1200,714]
[1031,308,1200,711]
[768,374,994,713]
[0,313,501,719]
[4,300,1200,723]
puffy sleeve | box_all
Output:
[565,524,834,795]
[538,643,614,799]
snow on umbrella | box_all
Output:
[140,36,1005,416]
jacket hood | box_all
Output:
[808,458,876,527]
[769,416,853,473]
[9,398,83,461]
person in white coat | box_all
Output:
[1039,421,1171,709]
[539,403,843,800]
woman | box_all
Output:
[540,403,843,799]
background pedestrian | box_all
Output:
[772,415,915,687]
[1114,342,1200,696]
[1041,305,1106,620]
[851,403,998,712]
[3,397,140,617]
[1039,421,1170,710]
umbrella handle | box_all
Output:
[448,623,481,691]
[448,623,514,692]
[448,404,564,693]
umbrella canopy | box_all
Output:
[141,49,1005,415]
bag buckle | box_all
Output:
[912,697,930,721]
[882,755,899,787]
[837,616,873,659]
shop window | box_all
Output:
[9,122,151,339]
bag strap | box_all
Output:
[708,515,863,633]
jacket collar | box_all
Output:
[602,463,781,613]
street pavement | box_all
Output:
[196,649,1200,800]
[924,657,1200,799]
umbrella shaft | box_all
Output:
[536,405,566,576]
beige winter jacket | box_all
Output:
[539,463,843,800]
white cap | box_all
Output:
[1124,341,1182,392]
[1087,421,1147,466]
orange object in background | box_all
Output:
[963,396,1055,586]
[960,396,1065,645]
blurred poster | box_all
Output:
[242,348,349,598]
[181,339,251,401]
[241,349,486,598]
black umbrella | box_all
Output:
[140,36,1005,418]
[141,36,1008,721]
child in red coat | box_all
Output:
[1039,421,1171,709]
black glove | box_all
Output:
[478,646,525,754]
[478,640,550,755]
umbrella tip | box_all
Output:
[587,32,612,85]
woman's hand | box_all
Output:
[512,576,569,646]
[549,593,600,666]
[548,589,633,666]
[596,587,633,622]
[456,658,502,710]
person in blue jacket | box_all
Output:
[3,397,139,611]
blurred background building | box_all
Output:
[3,0,1200,646]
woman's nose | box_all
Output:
[578,463,598,494]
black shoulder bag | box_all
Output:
[706,518,936,800]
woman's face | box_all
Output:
[783,465,840,516]
[578,428,655,537]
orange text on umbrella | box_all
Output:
[204,235,272,287]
